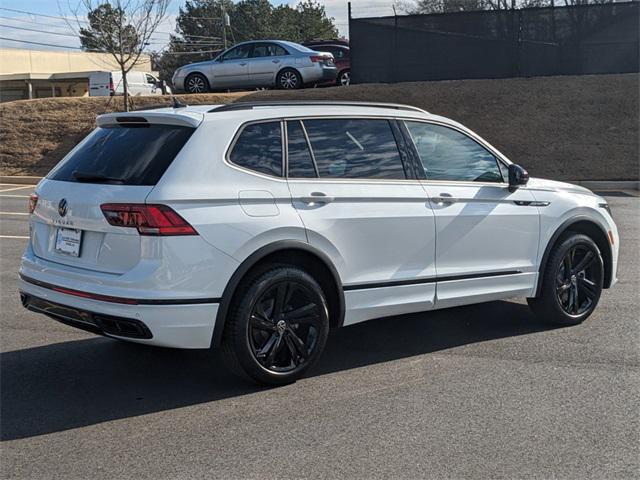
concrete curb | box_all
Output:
[0,176,42,185]
[0,176,638,190]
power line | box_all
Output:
[0,23,79,37]
[0,14,75,30]
[0,36,82,49]
[0,6,88,23]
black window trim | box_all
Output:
[225,119,286,180]
[225,114,512,185]
[284,119,320,178]
[400,118,511,185]
[293,117,410,181]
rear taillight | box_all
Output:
[100,204,197,236]
[28,193,38,214]
[310,55,324,63]
[109,78,115,96]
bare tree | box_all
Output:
[62,0,170,111]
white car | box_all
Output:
[89,71,166,97]
[19,101,619,385]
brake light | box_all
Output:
[109,78,115,95]
[310,55,324,63]
[28,193,38,214]
[100,204,197,236]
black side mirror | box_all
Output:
[508,164,529,192]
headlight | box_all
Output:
[599,202,612,217]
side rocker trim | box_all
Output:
[211,240,345,348]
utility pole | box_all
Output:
[222,8,229,50]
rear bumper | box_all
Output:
[299,65,337,84]
[19,277,218,349]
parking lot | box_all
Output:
[0,183,638,479]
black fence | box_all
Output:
[349,1,640,83]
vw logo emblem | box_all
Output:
[58,198,68,217]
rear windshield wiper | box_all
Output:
[72,171,125,184]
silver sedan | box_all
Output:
[172,40,338,92]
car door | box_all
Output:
[247,42,288,87]
[211,44,252,88]
[402,120,540,309]
[144,73,161,95]
[285,117,437,326]
[126,72,145,95]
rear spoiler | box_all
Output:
[96,111,203,128]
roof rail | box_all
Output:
[208,101,428,114]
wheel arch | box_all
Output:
[276,67,302,87]
[211,241,345,348]
[184,71,210,91]
[535,216,613,296]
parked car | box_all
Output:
[303,40,350,86]
[20,101,619,386]
[172,40,337,93]
[89,71,166,97]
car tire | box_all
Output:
[184,73,209,94]
[221,265,330,385]
[527,233,604,326]
[337,70,350,86]
[276,69,302,90]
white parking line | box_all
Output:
[0,235,29,239]
[0,212,29,216]
[0,186,35,193]
[0,194,30,198]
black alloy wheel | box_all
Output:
[248,280,322,373]
[528,233,604,326]
[222,266,329,385]
[555,244,600,316]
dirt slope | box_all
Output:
[1,74,638,180]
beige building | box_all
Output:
[0,48,154,102]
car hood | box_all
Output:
[181,60,212,70]
[527,177,595,196]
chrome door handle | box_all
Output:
[299,192,334,204]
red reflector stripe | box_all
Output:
[19,274,221,305]
[51,286,138,304]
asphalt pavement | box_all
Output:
[1,184,638,479]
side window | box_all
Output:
[287,121,316,178]
[404,121,503,183]
[222,44,251,61]
[251,43,269,58]
[272,45,288,56]
[145,74,157,84]
[251,43,288,58]
[229,122,282,177]
[303,118,406,179]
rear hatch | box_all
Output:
[30,111,201,274]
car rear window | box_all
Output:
[48,124,195,186]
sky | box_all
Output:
[0,0,397,52]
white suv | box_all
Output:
[19,101,619,385]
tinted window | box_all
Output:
[49,124,194,186]
[222,44,251,60]
[230,122,282,177]
[303,119,406,179]
[252,43,288,57]
[287,121,316,178]
[405,121,503,182]
[323,46,346,59]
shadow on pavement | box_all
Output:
[1,300,550,440]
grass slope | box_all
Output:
[1,74,638,180]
